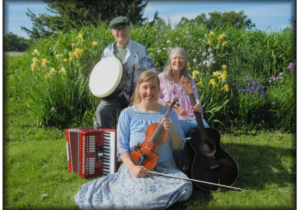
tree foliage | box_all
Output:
[176,10,255,30]
[4,32,30,51]
[21,0,152,40]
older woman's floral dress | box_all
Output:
[74,105,193,209]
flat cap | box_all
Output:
[109,16,130,28]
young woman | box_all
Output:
[75,70,192,209]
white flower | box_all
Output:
[163,47,166,50]
[157,51,160,54]
[193,58,197,63]
[208,48,212,53]
[202,52,207,57]
[204,34,207,37]
[196,65,199,68]
[167,40,171,44]
[176,37,179,41]
[198,38,202,41]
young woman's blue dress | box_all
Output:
[74,105,193,209]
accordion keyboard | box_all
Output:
[103,131,116,175]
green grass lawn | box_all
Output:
[3,97,295,210]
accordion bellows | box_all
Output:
[65,127,117,178]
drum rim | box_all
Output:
[89,57,124,98]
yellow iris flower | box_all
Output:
[42,58,48,66]
[32,57,39,63]
[44,73,50,79]
[60,67,67,74]
[32,49,39,56]
[218,34,226,40]
[210,79,217,86]
[222,41,227,46]
[223,84,229,92]
[192,70,199,79]
[76,34,83,40]
[220,73,227,81]
[75,48,84,58]
[212,71,221,78]
[196,81,202,87]
[50,68,57,74]
[93,41,98,47]
[31,63,37,71]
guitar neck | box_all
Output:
[188,93,209,141]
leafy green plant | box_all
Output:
[5,22,295,132]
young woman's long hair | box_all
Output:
[162,47,191,79]
[133,70,160,105]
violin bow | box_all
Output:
[148,170,243,191]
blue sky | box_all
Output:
[3,0,296,38]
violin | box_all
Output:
[165,101,187,116]
[181,77,239,192]
[130,98,178,170]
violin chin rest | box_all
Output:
[130,153,141,165]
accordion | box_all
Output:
[65,127,117,178]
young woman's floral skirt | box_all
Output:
[74,157,193,209]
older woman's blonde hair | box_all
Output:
[162,47,191,79]
[133,70,160,105]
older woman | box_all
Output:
[158,47,209,171]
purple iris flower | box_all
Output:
[288,62,296,70]
[259,91,265,98]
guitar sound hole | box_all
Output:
[199,140,216,156]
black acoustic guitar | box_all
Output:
[181,77,239,192]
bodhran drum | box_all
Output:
[89,57,127,99]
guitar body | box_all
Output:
[188,127,239,192]
[181,77,239,192]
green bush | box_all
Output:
[6,23,295,132]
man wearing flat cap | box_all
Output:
[94,16,156,129]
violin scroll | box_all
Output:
[165,100,187,116]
